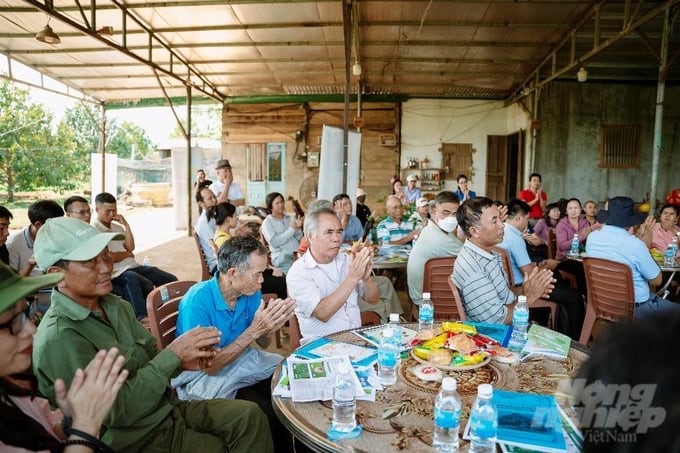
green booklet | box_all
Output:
[521,324,571,361]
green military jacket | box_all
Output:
[32,289,181,451]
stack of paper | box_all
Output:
[521,324,571,361]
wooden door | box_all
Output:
[441,143,473,180]
[486,135,507,202]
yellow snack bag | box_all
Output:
[441,321,477,335]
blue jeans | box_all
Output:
[111,270,152,320]
[634,294,680,318]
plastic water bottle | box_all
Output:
[389,313,403,364]
[664,244,676,267]
[378,327,398,386]
[143,256,150,266]
[510,295,529,348]
[672,235,679,262]
[469,384,498,453]
[433,377,462,452]
[570,233,579,257]
[332,363,357,432]
[418,292,434,334]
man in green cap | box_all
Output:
[32,216,273,452]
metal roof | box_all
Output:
[1,0,678,104]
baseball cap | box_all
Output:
[356,188,367,198]
[406,174,418,183]
[0,263,63,315]
[416,197,429,208]
[215,159,232,170]
[35,217,125,270]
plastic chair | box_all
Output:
[493,247,557,330]
[421,256,464,321]
[547,228,557,260]
[146,280,197,349]
[360,311,382,326]
[579,257,635,344]
[193,232,212,281]
[446,278,467,321]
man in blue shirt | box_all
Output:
[404,174,422,203]
[499,199,584,339]
[333,193,364,242]
[175,236,296,452]
[586,196,680,318]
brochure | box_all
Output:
[463,389,567,452]
[463,321,512,346]
[352,324,418,352]
[287,355,365,402]
[294,337,378,367]
[521,324,571,361]
[499,405,583,452]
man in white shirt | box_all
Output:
[210,159,245,206]
[286,208,379,343]
[195,187,219,273]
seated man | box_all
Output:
[355,188,372,227]
[174,236,295,452]
[408,197,431,229]
[500,199,584,340]
[7,200,63,276]
[32,216,272,452]
[333,193,364,243]
[63,195,92,223]
[195,186,219,273]
[586,196,680,317]
[93,192,177,320]
[376,195,420,246]
[452,197,554,324]
[403,174,421,203]
[287,208,379,343]
[408,191,463,306]
[0,205,12,265]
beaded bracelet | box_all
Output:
[64,438,100,450]
[61,417,113,453]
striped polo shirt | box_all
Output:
[376,216,416,243]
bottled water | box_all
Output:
[672,235,679,262]
[664,244,676,268]
[142,256,151,266]
[419,292,434,334]
[377,327,398,386]
[433,377,462,452]
[332,363,357,432]
[510,295,529,348]
[388,313,403,364]
[570,233,579,257]
[469,384,498,453]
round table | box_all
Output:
[272,323,589,452]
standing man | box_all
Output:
[193,169,213,194]
[64,195,92,223]
[210,159,245,206]
[499,199,584,339]
[518,172,548,227]
[7,200,63,276]
[355,188,372,227]
[175,236,295,452]
[452,197,554,324]
[0,206,12,265]
[333,193,364,242]
[195,186,219,274]
[404,174,422,203]
[408,191,463,306]
[376,195,420,246]
[454,174,476,202]
[32,216,272,452]
[587,196,680,318]
[287,208,379,343]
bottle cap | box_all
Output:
[441,377,457,391]
[518,295,527,304]
[478,383,493,397]
[383,327,394,338]
[336,362,350,374]
[389,313,400,322]
[422,292,431,299]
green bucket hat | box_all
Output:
[0,263,63,315]
[35,217,125,270]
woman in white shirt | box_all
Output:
[261,192,303,273]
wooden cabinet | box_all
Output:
[400,168,442,192]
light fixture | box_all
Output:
[96,26,114,36]
[577,67,588,83]
[352,62,362,76]
[35,21,60,44]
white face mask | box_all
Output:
[438,215,458,233]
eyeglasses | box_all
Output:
[0,299,35,336]
[68,209,92,215]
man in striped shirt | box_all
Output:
[451,197,554,324]
[376,195,420,246]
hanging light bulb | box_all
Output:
[35,18,61,44]
[352,62,362,76]
[577,67,588,83]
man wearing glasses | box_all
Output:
[63,195,92,224]
[376,195,420,246]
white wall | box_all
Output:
[401,99,530,197]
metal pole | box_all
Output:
[187,85,193,235]
[650,7,670,214]
[341,0,352,194]
[100,103,106,194]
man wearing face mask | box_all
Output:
[407,191,463,306]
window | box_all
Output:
[599,125,641,169]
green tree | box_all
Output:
[170,105,221,140]
[0,80,79,201]
[108,121,154,159]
